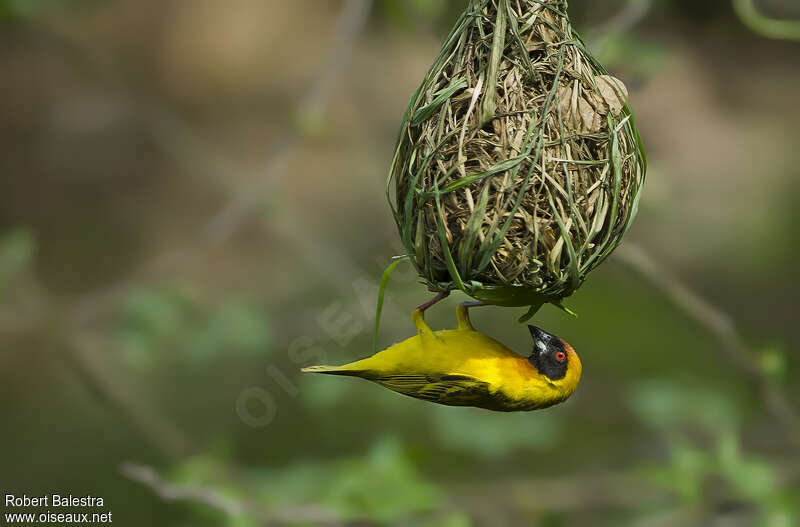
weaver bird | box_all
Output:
[302,305,581,411]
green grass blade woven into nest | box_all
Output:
[388,0,646,315]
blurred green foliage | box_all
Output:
[429,405,563,459]
[630,380,739,431]
[151,373,798,525]
[592,34,670,75]
[378,0,449,27]
[116,285,272,369]
[630,381,800,525]
[169,438,459,527]
[759,347,788,381]
[0,0,100,21]
[0,228,35,298]
[1,0,64,19]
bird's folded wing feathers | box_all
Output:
[371,373,492,406]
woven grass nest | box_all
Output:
[388,0,646,313]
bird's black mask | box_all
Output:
[527,325,568,381]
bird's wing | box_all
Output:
[372,373,493,407]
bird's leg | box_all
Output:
[456,301,488,331]
[415,290,450,313]
[412,309,440,345]
[412,292,450,346]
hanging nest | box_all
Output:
[388,0,646,312]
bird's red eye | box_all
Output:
[555,351,566,362]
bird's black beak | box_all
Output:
[528,325,559,355]
[528,325,547,343]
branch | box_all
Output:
[733,0,800,42]
[122,458,800,526]
[615,243,800,450]
[119,462,348,526]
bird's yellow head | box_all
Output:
[526,325,582,404]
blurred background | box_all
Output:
[1,0,799,525]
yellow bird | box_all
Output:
[302,305,581,412]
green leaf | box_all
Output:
[166,437,446,525]
[431,405,563,458]
[628,380,738,431]
[0,0,85,20]
[379,0,448,27]
[654,439,710,504]
[0,228,36,297]
[189,300,272,360]
[373,258,406,354]
[410,79,468,127]
[224,515,258,527]
[716,431,777,503]
[325,437,441,522]
[121,287,190,338]
[758,347,787,380]
[434,512,473,527]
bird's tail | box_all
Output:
[301,365,363,376]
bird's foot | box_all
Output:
[456,301,488,331]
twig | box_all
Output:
[119,463,245,517]
[732,0,800,42]
[415,291,451,313]
[615,243,800,450]
[119,462,347,526]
